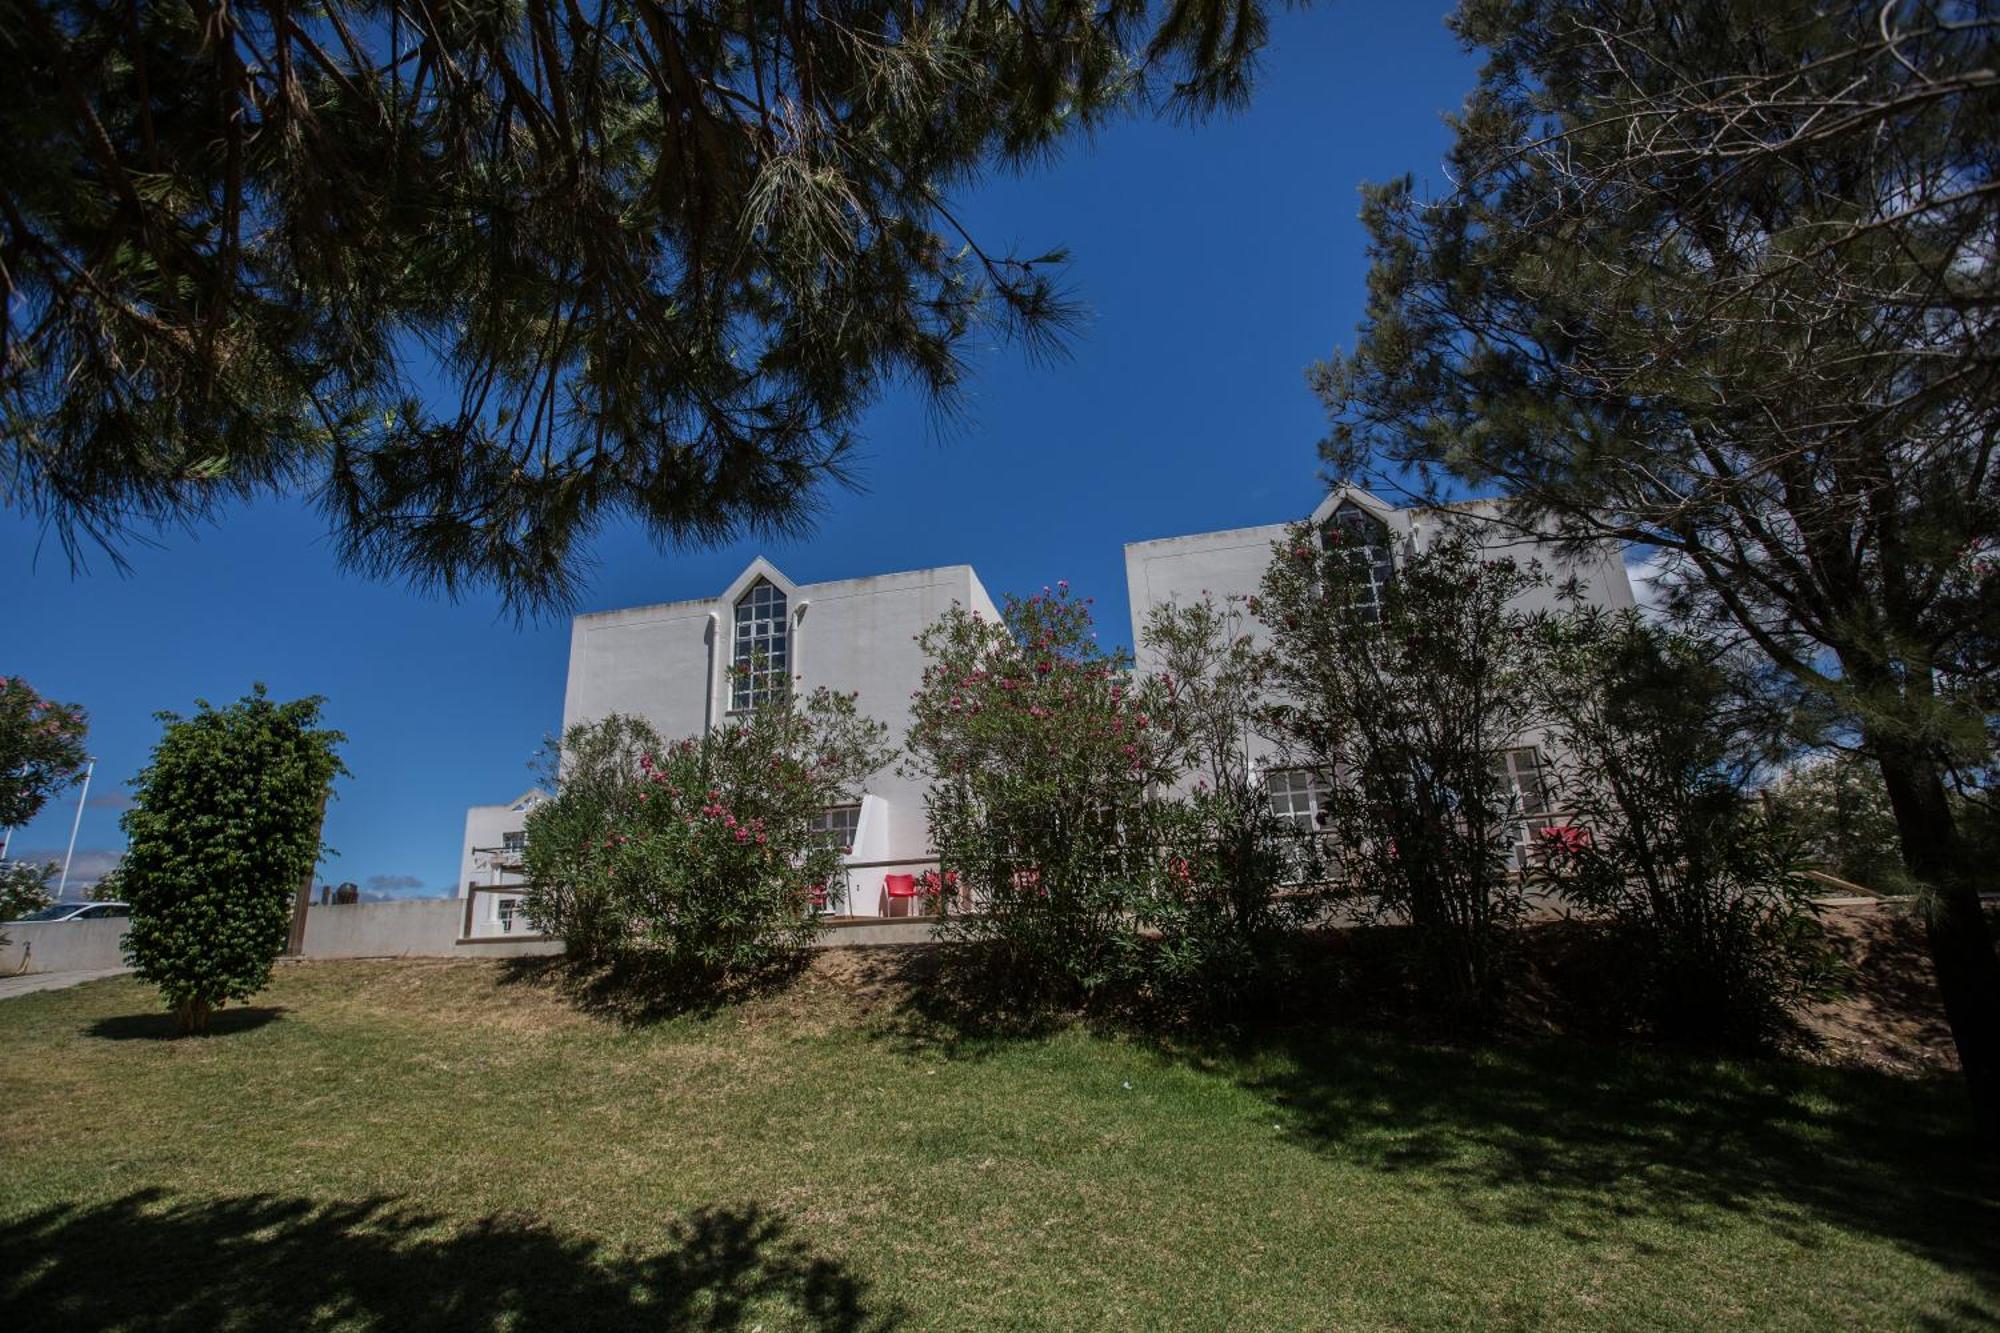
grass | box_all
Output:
[0,952,1995,1330]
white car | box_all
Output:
[5,901,131,924]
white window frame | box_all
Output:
[1266,768,1325,834]
[730,579,790,712]
[1491,746,1556,864]
[811,803,862,854]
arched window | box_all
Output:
[1322,502,1394,622]
[731,578,789,711]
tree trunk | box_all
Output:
[175,997,212,1036]
[1875,744,2000,1147]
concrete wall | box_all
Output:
[300,900,562,960]
[1,919,130,974]
[0,901,937,973]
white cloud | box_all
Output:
[3,846,123,897]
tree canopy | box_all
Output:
[121,686,345,1033]
[4,0,1277,613]
[1315,0,2000,1138]
[0,674,89,830]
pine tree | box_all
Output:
[3,0,1275,613]
[1316,0,2000,1138]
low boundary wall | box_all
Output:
[0,919,131,974]
[301,900,563,960]
[2,902,933,974]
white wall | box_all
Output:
[302,900,564,958]
[1123,489,1639,796]
[1125,493,1635,672]
[561,563,990,880]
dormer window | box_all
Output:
[1322,502,1394,623]
[731,578,789,711]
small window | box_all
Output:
[1322,503,1395,623]
[497,897,522,934]
[502,830,527,854]
[731,579,790,711]
[1490,747,1555,862]
[1266,769,1325,834]
[811,804,862,854]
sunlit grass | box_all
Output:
[0,955,1993,1330]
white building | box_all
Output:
[459,559,1000,930]
[458,789,547,936]
[1124,485,1637,856]
[458,488,1636,929]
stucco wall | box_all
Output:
[458,796,542,896]
[1,919,130,974]
[1124,498,1636,672]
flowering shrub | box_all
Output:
[1134,596,1324,1015]
[0,859,56,944]
[523,688,891,993]
[0,675,90,830]
[907,584,1169,1004]
[1258,525,1547,1017]
[908,585,1313,1015]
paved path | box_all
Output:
[0,968,130,1000]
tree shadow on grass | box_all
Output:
[833,943,1074,1060]
[85,1007,288,1041]
[0,1189,902,1332]
[1209,1024,2000,1302]
[496,951,815,1026]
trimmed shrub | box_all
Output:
[121,688,345,1034]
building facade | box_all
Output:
[1124,485,1638,859]
[458,488,1637,928]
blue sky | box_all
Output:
[2,5,1481,899]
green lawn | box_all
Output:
[1,954,1994,1330]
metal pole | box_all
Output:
[57,759,94,901]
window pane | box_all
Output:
[730,579,791,710]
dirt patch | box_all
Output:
[1799,900,1960,1077]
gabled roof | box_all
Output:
[1307,484,1399,529]
[718,556,803,607]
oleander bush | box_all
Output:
[523,688,891,995]
[1528,611,1837,1048]
[907,586,1312,1018]
[1257,525,1547,1020]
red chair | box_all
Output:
[884,873,921,917]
